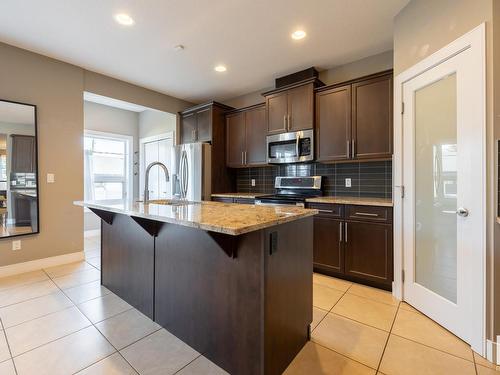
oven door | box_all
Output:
[267,129,314,164]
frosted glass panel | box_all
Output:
[414,74,457,303]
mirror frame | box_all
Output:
[0,99,39,239]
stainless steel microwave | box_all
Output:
[267,129,314,164]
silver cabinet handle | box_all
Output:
[339,222,343,242]
[345,222,348,242]
[352,140,356,158]
[354,212,379,217]
[288,115,291,130]
[457,207,469,217]
[283,115,287,130]
[347,140,350,158]
[244,151,247,165]
[241,151,244,165]
[317,209,333,213]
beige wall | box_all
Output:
[394,0,499,341]
[0,42,192,267]
[139,110,176,139]
[223,50,393,109]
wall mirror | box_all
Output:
[0,99,38,238]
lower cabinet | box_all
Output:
[307,202,393,290]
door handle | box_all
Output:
[295,134,300,159]
[456,207,469,217]
[339,222,343,242]
[344,222,348,242]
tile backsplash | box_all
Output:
[236,160,392,198]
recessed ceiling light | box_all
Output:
[214,65,227,72]
[114,13,135,26]
[291,30,306,40]
[174,44,185,51]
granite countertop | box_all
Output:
[74,199,317,236]
[305,196,393,207]
[211,193,268,199]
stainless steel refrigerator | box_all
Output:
[171,143,212,201]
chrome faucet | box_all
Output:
[143,162,170,202]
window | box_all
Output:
[84,132,132,201]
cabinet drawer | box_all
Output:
[212,197,234,203]
[234,198,255,204]
[306,203,343,218]
[346,205,392,223]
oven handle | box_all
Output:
[296,133,300,158]
[255,200,305,208]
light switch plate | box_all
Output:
[251,179,256,187]
[345,178,352,188]
[47,173,55,183]
[12,240,21,251]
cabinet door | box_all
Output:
[316,85,351,161]
[266,91,288,135]
[313,216,344,274]
[196,107,212,142]
[11,135,35,173]
[352,74,393,159]
[344,221,393,286]
[245,106,267,165]
[288,83,314,131]
[180,112,197,144]
[226,112,246,167]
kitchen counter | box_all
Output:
[306,196,393,207]
[74,199,317,236]
[211,192,268,199]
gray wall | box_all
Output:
[139,110,176,139]
[0,41,192,267]
[222,50,394,109]
[393,0,498,341]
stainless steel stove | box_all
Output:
[255,176,322,207]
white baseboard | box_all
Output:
[84,229,100,238]
[0,251,85,278]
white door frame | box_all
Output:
[393,23,486,353]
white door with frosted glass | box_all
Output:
[401,29,485,352]
[141,136,173,200]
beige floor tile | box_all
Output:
[78,293,132,324]
[0,290,73,328]
[14,326,115,375]
[6,306,91,356]
[313,283,344,310]
[284,341,376,374]
[312,313,388,368]
[76,352,138,375]
[0,359,16,375]
[0,280,59,308]
[474,352,499,370]
[96,309,160,350]
[0,330,10,363]
[477,364,500,374]
[391,308,473,361]
[51,268,101,290]
[332,294,397,331]
[44,261,95,278]
[176,355,229,374]
[0,270,48,293]
[399,302,419,313]
[87,257,101,270]
[120,329,199,375]
[64,280,110,304]
[312,307,329,330]
[347,284,399,307]
[313,273,352,292]
[379,335,476,375]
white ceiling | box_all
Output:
[0,0,409,103]
[0,101,35,125]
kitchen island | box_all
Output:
[75,199,317,375]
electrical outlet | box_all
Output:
[345,178,352,188]
[12,240,21,251]
[47,173,55,183]
[251,179,256,187]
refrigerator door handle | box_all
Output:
[181,150,189,199]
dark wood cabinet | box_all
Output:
[315,71,393,162]
[179,102,235,193]
[352,75,393,159]
[226,104,266,168]
[212,196,255,204]
[316,85,351,161]
[264,81,317,135]
[306,202,393,290]
[11,135,36,173]
[344,221,393,286]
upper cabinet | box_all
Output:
[316,71,393,162]
[11,135,36,173]
[264,81,316,135]
[226,104,266,168]
[179,101,233,144]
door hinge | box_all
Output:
[402,270,405,283]
[401,102,405,115]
